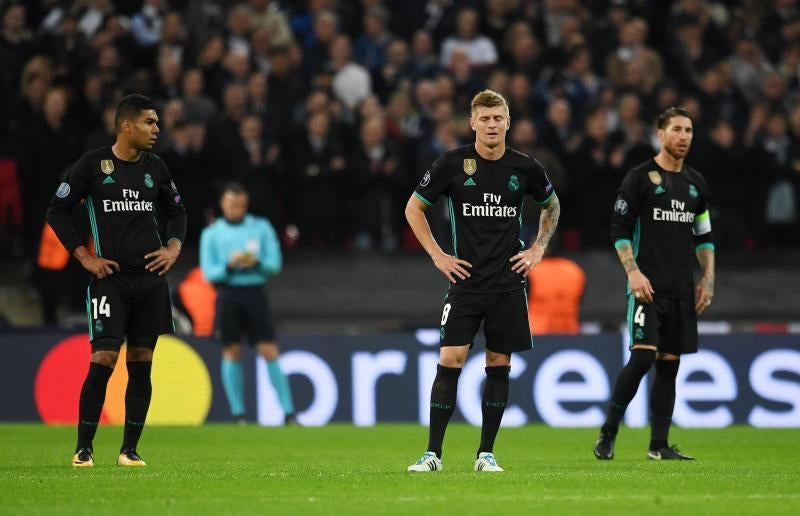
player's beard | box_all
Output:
[664,142,689,161]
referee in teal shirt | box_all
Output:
[200,182,296,424]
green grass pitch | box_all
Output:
[1,424,798,515]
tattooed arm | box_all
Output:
[510,195,560,273]
[615,242,655,303]
[695,247,715,314]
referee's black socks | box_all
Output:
[478,365,510,456]
[122,361,152,452]
[649,359,679,450]
[427,364,461,459]
[76,362,114,451]
[601,348,656,435]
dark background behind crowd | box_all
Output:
[1,0,799,325]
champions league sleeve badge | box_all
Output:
[56,182,71,198]
[614,198,628,215]
[420,171,431,187]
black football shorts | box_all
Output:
[86,273,174,350]
[627,294,698,355]
[439,288,533,354]
[214,285,276,345]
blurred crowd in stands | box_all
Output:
[1,0,800,262]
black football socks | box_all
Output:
[649,359,679,450]
[427,364,461,459]
[601,348,656,435]
[122,361,152,452]
[76,362,114,451]
[478,365,510,456]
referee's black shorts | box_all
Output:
[215,285,276,345]
[439,288,533,354]
[87,272,174,351]
[627,294,698,355]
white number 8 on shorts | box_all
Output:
[440,303,452,325]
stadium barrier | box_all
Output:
[1,330,798,427]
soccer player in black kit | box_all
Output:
[594,107,715,461]
[406,90,560,472]
[46,94,186,467]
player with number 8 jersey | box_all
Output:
[46,94,186,468]
[405,90,560,473]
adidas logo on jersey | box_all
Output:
[654,185,665,194]
[464,178,476,187]
[103,176,115,185]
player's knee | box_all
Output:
[654,357,680,377]
[485,351,511,367]
[656,352,679,361]
[257,342,279,361]
[90,349,119,368]
[439,347,469,368]
[628,347,656,373]
[222,344,243,361]
[126,346,154,362]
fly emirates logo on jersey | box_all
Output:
[462,193,518,217]
[102,189,154,213]
[653,199,694,223]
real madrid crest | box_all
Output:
[647,170,662,185]
[100,160,114,174]
[463,159,477,176]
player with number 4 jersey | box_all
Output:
[594,107,715,462]
[46,94,186,468]
[405,90,560,473]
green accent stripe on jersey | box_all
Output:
[534,191,555,205]
[447,197,458,258]
[86,286,93,340]
[695,210,710,222]
[695,242,715,251]
[414,192,433,206]
[523,288,534,350]
[626,294,635,345]
[614,239,631,249]
[632,218,641,258]
[152,215,163,245]
[86,196,102,257]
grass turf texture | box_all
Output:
[1,424,798,515]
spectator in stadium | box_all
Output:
[288,110,347,247]
[180,68,217,124]
[329,33,372,112]
[440,7,498,69]
[200,182,296,424]
[354,6,393,75]
[350,114,406,251]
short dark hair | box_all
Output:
[114,94,155,131]
[220,182,248,198]
[656,107,693,130]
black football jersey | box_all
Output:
[46,147,187,273]
[610,159,714,298]
[415,144,555,293]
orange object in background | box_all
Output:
[36,223,70,270]
[527,257,586,335]
[178,267,217,337]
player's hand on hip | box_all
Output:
[145,246,179,276]
[628,269,655,303]
[510,245,544,274]
[694,279,714,314]
[432,252,472,284]
[79,255,120,279]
